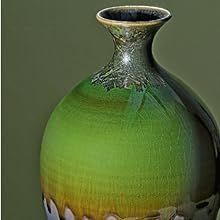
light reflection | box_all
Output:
[122,53,130,64]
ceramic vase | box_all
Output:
[40,6,220,220]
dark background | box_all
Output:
[2,0,220,219]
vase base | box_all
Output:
[42,194,219,220]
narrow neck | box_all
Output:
[92,6,172,90]
[111,32,155,70]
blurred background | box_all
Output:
[2,0,220,219]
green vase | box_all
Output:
[40,6,220,220]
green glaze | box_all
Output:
[40,6,220,220]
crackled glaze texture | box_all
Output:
[40,6,220,220]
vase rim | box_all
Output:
[96,5,172,27]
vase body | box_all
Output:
[40,6,220,220]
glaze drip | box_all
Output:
[42,195,219,220]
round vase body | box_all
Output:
[40,6,220,220]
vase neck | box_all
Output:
[110,26,156,70]
[92,6,172,90]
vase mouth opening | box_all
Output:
[96,6,172,27]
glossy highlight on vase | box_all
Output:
[40,5,220,220]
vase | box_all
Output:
[40,6,220,220]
